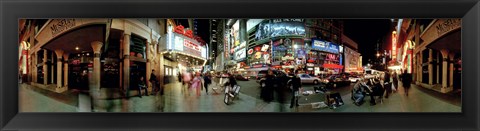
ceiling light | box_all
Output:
[75,47,79,50]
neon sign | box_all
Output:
[392,31,397,60]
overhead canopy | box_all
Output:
[43,25,105,54]
[427,29,461,54]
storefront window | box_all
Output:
[130,34,146,60]
[101,39,120,88]
[69,52,92,90]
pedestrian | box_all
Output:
[290,70,302,108]
[191,72,203,97]
[275,72,287,112]
[400,70,412,96]
[182,71,192,96]
[263,69,275,103]
[19,69,23,84]
[150,69,159,95]
[392,71,399,91]
[369,78,384,106]
[178,72,182,83]
[383,70,392,98]
[137,76,148,98]
[352,77,368,106]
[203,73,212,95]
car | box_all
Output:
[297,73,322,85]
[322,75,351,88]
[348,75,361,83]
[234,74,249,81]
[256,69,289,89]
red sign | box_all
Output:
[254,46,261,52]
[392,31,397,60]
[248,49,254,55]
[173,25,204,45]
[183,40,200,51]
[184,29,193,38]
[174,25,185,34]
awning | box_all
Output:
[323,63,343,69]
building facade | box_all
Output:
[405,19,461,93]
[20,19,208,98]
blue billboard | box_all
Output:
[311,39,339,54]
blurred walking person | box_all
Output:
[383,71,392,98]
[392,71,399,92]
[191,72,202,97]
[400,70,412,96]
[182,71,192,96]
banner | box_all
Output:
[255,20,305,40]
[311,39,339,54]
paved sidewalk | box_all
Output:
[19,79,461,112]
[292,82,461,112]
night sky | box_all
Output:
[343,19,392,66]
[195,19,211,44]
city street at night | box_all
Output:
[18,18,462,112]
[19,77,460,112]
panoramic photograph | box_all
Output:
[18,18,461,112]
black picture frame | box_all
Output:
[1,0,479,131]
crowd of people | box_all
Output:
[129,67,414,110]
[351,70,412,106]
[179,71,214,97]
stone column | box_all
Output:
[43,49,48,85]
[448,53,455,87]
[440,50,449,92]
[63,53,69,88]
[54,50,64,89]
[119,38,124,91]
[91,41,103,92]
[123,34,131,91]
[51,53,54,84]
[436,54,440,84]
[146,42,151,91]
[159,53,164,87]
[419,52,422,83]
[32,52,36,83]
[428,49,433,85]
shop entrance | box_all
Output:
[69,53,93,90]
[130,61,146,90]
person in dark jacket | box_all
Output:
[290,70,302,108]
[383,71,392,98]
[137,76,148,98]
[203,73,212,95]
[352,78,368,106]
[150,69,159,95]
[392,71,399,91]
[400,70,412,96]
[263,69,275,103]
